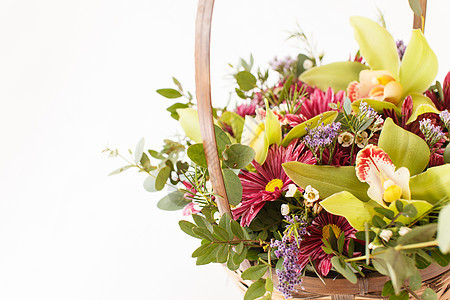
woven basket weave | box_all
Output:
[193,0,450,298]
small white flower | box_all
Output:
[213,211,221,221]
[399,227,412,236]
[281,204,290,216]
[368,242,380,250]
[205,180,213,192]
[355,131,369,148]
[285,184,298,197]
[303,185,319,203]
[380,229,393,242]
[338,132,354,147]
[303,59,313,70]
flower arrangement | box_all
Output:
[105,9,450,300]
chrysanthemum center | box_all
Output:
[322,224,342,240]
[265,178,283,192]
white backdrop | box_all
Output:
[0,1,448,299]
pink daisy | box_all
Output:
[297,212,357,276]
[233,140,316,226]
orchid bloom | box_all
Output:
[241,100,282,164]
[347,17,439,118]
[355,144,411,207]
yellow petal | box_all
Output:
[350,16,399,78]
[399,29,438,97]
[264,100,282,146]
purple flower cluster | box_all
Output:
[396,40,407,60]
[271,216,307,298]
[440,110,450,130]
[303,122,341,149]
[270,56,296,74]
[358,101,378,120]
[419,118,445,147]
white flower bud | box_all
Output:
[303,59,313,70]
[399,227,412,236]
[380,229,393,242]
[285,184,298,197]
[281,204,290,216]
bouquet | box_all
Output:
[105,9,450,300]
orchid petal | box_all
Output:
[177,108,202,143]
[392,167,411,200]
[264,100,282,145]
[399,29,438,97]
[350,16,399,78]
[300,61,368,92]
[241,115,268,164]
[355,144,396,184]
[406,93,440,124]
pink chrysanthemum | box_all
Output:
[233,140,316,226]
[235,99,258,118]
[285,87,344,126]
[297,212,357,276]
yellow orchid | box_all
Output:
[348,16,439,121]
[241,100,282,164]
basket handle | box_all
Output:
[195,0,232,216]
[194,0,427,217]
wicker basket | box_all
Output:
[193,0,450,298]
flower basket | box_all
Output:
[107,0,450,299]
[193,0,450,299]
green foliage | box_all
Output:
[244,279,266,300]
[187,143,207,168]
[241,265,269,280]
[108,165,133,176]
[223,169,243,206]
[166,103,189,120]
[223,144,255,169]
[157,191,188,211]
[437,205,450,254]
[236,71,257,91]
[330,256,357,284]
[383,248,417,295]
[421,288,437,300]
[397,224,437,245]
[444,144,450,163]
[156,88,182,99]
[219,111,245,143]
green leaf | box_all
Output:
[156,191,187,211]
[389,199,432,226]
[179,220,199,239]
[187,143,207,168]
[421,288,437,300]
[140,153,154,172]
[408,0,422,16]
[155,166,171,191]
[220,111,245,143]
[244,279,266,300]
[349,16,399,78]
[390,290,410,300]
[400,30,438,97]
[213,225,230,241]
[236,71,257,91]
[438,205,450,254]
[156,88,182,99]
[227,251,239,271]
[135,137,145,163]
[430,249,450,267]
[319,191,380,231]
[233,247,248,266]
[214,125,231,152]
[216,244,229,263]
[143,172,158,192]
[383,248,416,295]
[381,280,394,297]
[378,118,430,175]
[264,101,282,145]
[223,169,243,206]
[338,233,345,253]
[403,203,418,218]
[166,103,189,120]
[372,215,387,228]
[192,241,212,257]
[374,207,395,220]
[235,241,244,255]
[241,264,269,280]
[282,163,370,201]
[299,61,368,92]
[192,227,215,241]
[398,223,437,245]
[330,256,357,284]
[192,214,213,232]
[231,219,245,239]
[219,213,233,240]
[108,165,133,176]
[409,269,422,291]
[223,144,255,169]
[410,164,450,204]
[196,243,220,265]
[281,111,338,146]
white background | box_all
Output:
[0,1,448,299]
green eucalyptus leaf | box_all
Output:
[383,248,416,295]
[299,61,368,92]
[236,71,257,91]
[187,143,207,168]
[156,88,182,99]
[388,199,432,226]
[330,256,357,284]
[378,118,430,175]
[156,191,187,211]
[223,169,243,206]
[108,165,133,176]
[397,223,437,245]
[143,171,159,192]
[421,288,438,300]
[410,164,450,204]
[214,125,231,152]
[241,265,269,280]
[166,103,189,120]
[438,205,450,254]
[155,166,171,191]
[244,279,266,300]
[281,111,338,146]
[223,144,255,169]
[409,269,422,291]
[179,220,199,239]
[283,163,370,202]
[374,207,395,220]
[135,137,145,163]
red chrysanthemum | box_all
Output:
[297,212,357,276]
[233,140,316,226]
